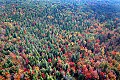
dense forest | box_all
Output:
[0,0,120,80]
